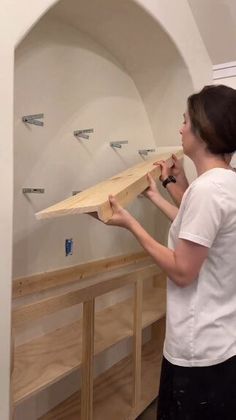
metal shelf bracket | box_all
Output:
[138,149,156,156]
[22,114,44,127]
[22,188,45,194]
[110,140,128,149]
[74,129,94,140]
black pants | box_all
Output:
[157,355,236,420]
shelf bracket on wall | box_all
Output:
[22,188,45,194]
[138,148,155,156]
[74,129,94,140]
[110,140,128,149]
[22,114,44,127]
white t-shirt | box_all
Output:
[164,168,236,367]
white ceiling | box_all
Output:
[188,0,236,64]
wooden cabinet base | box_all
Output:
[40,331,164,420]
[13,284,165,404]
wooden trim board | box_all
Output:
[12,252,149,299]
[12,260,159,328]
[36,149,183,222]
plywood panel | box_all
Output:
[13,283,166,404]
[40,331,164,420]
[36,150,183,222]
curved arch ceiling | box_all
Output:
[16,0,193,143]
[47,0,188,77]
[46,0,193,139]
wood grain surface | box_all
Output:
[40,322,165,420]
[13,283,166,404]
[36,149,183,221]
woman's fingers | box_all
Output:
[172,154,177,162]
[156,160,169,181]
[109,194,120,212]
[153,160,164,167]
[144,173,157,194]
[147,172,155,184]
[107,195,134,229]
[153,160,165,181]
[107,195,120,225]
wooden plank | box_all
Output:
[81,300,95,420]
[137,320,165,419]
[132,280,143,410]
[13,252,148,299]
[39,324,165,420]
[152,274,167,343]
[12,260,159,328]
[13,282,166,404]
[36,150,183,222]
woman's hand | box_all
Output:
[154,154,188,206]
[106,195,135,229]
[169,154,184,178]
[155,154,183,181]
[143,173,161,201]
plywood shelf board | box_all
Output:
[13,286,166,404]
[40,335,164,420]
[36,149,183,221]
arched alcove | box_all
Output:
[14,0,193,278]
[13,1,194,418]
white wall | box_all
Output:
[188,0,236,65]
[138,0,212,88]
[0,50,14,420]
[13,13,178,418]
[14,15,158,278]
[214,76,236,89]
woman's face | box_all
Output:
[179,111,202,158]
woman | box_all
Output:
[106,85,236,419]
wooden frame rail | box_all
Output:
[12,251,148,298]
[81,300,95,420]
[12,259,158,328]
[132,279,143,413]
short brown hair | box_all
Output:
[187,85,236,154]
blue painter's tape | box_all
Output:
[65,238,73,256]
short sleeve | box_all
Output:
[179,181,224,248]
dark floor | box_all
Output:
[137,399,157,419]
